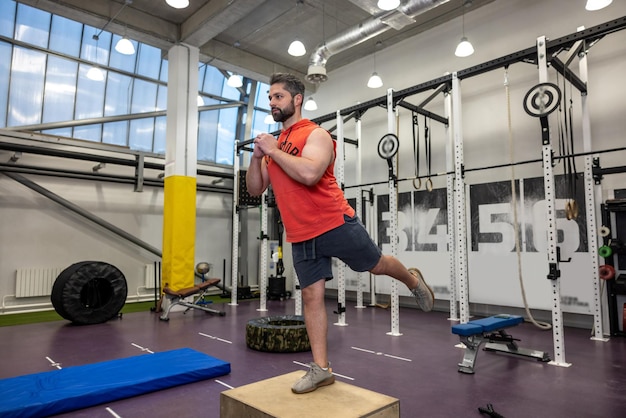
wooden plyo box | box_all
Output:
[220,371,400,418]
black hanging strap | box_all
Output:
[424,115,433,191]
[412,112,421,189]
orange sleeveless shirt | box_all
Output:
[266,119,355,243]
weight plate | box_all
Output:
[523,82,561,117]
[599,226,611,238]
[599,264,615,280]
[598,245,613,258]
[377,133,399,160]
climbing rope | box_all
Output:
[504,66,551,330]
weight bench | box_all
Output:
[451,314,550,374]
[159,278,226,321]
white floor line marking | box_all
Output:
[351,346,412,362]
[131,343,154,353]
[383,353,412,362]
[106,407,122,418]
[351,346,376,354]
[292,360,355,381]
[215,380,234,389]
[198,332,232,344]
[45,356,62,369]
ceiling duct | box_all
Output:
[307,0,450,83]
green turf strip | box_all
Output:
[0,295,239,327]
[0,301,154,327]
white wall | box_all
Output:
[0,148,235,313]
[304,0,626,316]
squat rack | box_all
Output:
[232,17,626,354]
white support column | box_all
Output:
[161,44,199,293]
[257,190,268,312]
[386,88,401,336]
[355,116,366,309]
[451,73,470,324]
[335,110,348,326]
[369,191,378,307]
[230,145,240,306]
[577,33,608,341]
[294,273,302,316]
[444,87,458,321]
[536,36,570,368]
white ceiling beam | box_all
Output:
[181,0,264,47]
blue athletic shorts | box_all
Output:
[291,214,382,289]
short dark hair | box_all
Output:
[270,73,305,99]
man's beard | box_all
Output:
[272,100,295,123]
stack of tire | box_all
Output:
[246,315,310,352]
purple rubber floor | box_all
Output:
[0,298,624,418]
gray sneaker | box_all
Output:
[291,362,335,394]
[409,267,434,312]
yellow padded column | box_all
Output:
[162,175,196,291]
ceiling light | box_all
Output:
[227,74,243,88]
[304,97,318,111]
[115,37,135,55]
[288,40,306,57]
[86,66,105,81]
[378,0,400,11]
[455,4,474,58]
[368,40,383,88]
[367,72,383,89]
[166,0,189,9]
[585,0,612,10]
[264,114,274,124]
[455,36,474,57]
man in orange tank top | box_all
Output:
[246,73,434,394]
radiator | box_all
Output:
[144,262,161,290]
[15,267,65,298]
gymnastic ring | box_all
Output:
[599,226,611,238]
[598,245,613,258]
[425,178,433,192]
[51,261,127,325]
[412,177,422,190]
[599,265,615,280]
[246,315,310,353]
[565,199,578,220]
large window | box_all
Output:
[0,0,274,166]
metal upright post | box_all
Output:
[536,36,570,368]
[444,87,459,321]
[386,88,401,336]
[369,191,378,307]
[577,32,607,342]
[355,115,366,309]
[230,143,240,306]
[257,189,268,312]
[334,110,348,326]
[294,273,302,316]
[451,73,470,324]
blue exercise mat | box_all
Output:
[0,347,230,418]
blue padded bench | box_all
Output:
[451,314,550,374]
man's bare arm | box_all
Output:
[245,154,269,196]
[262,128,333,186]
